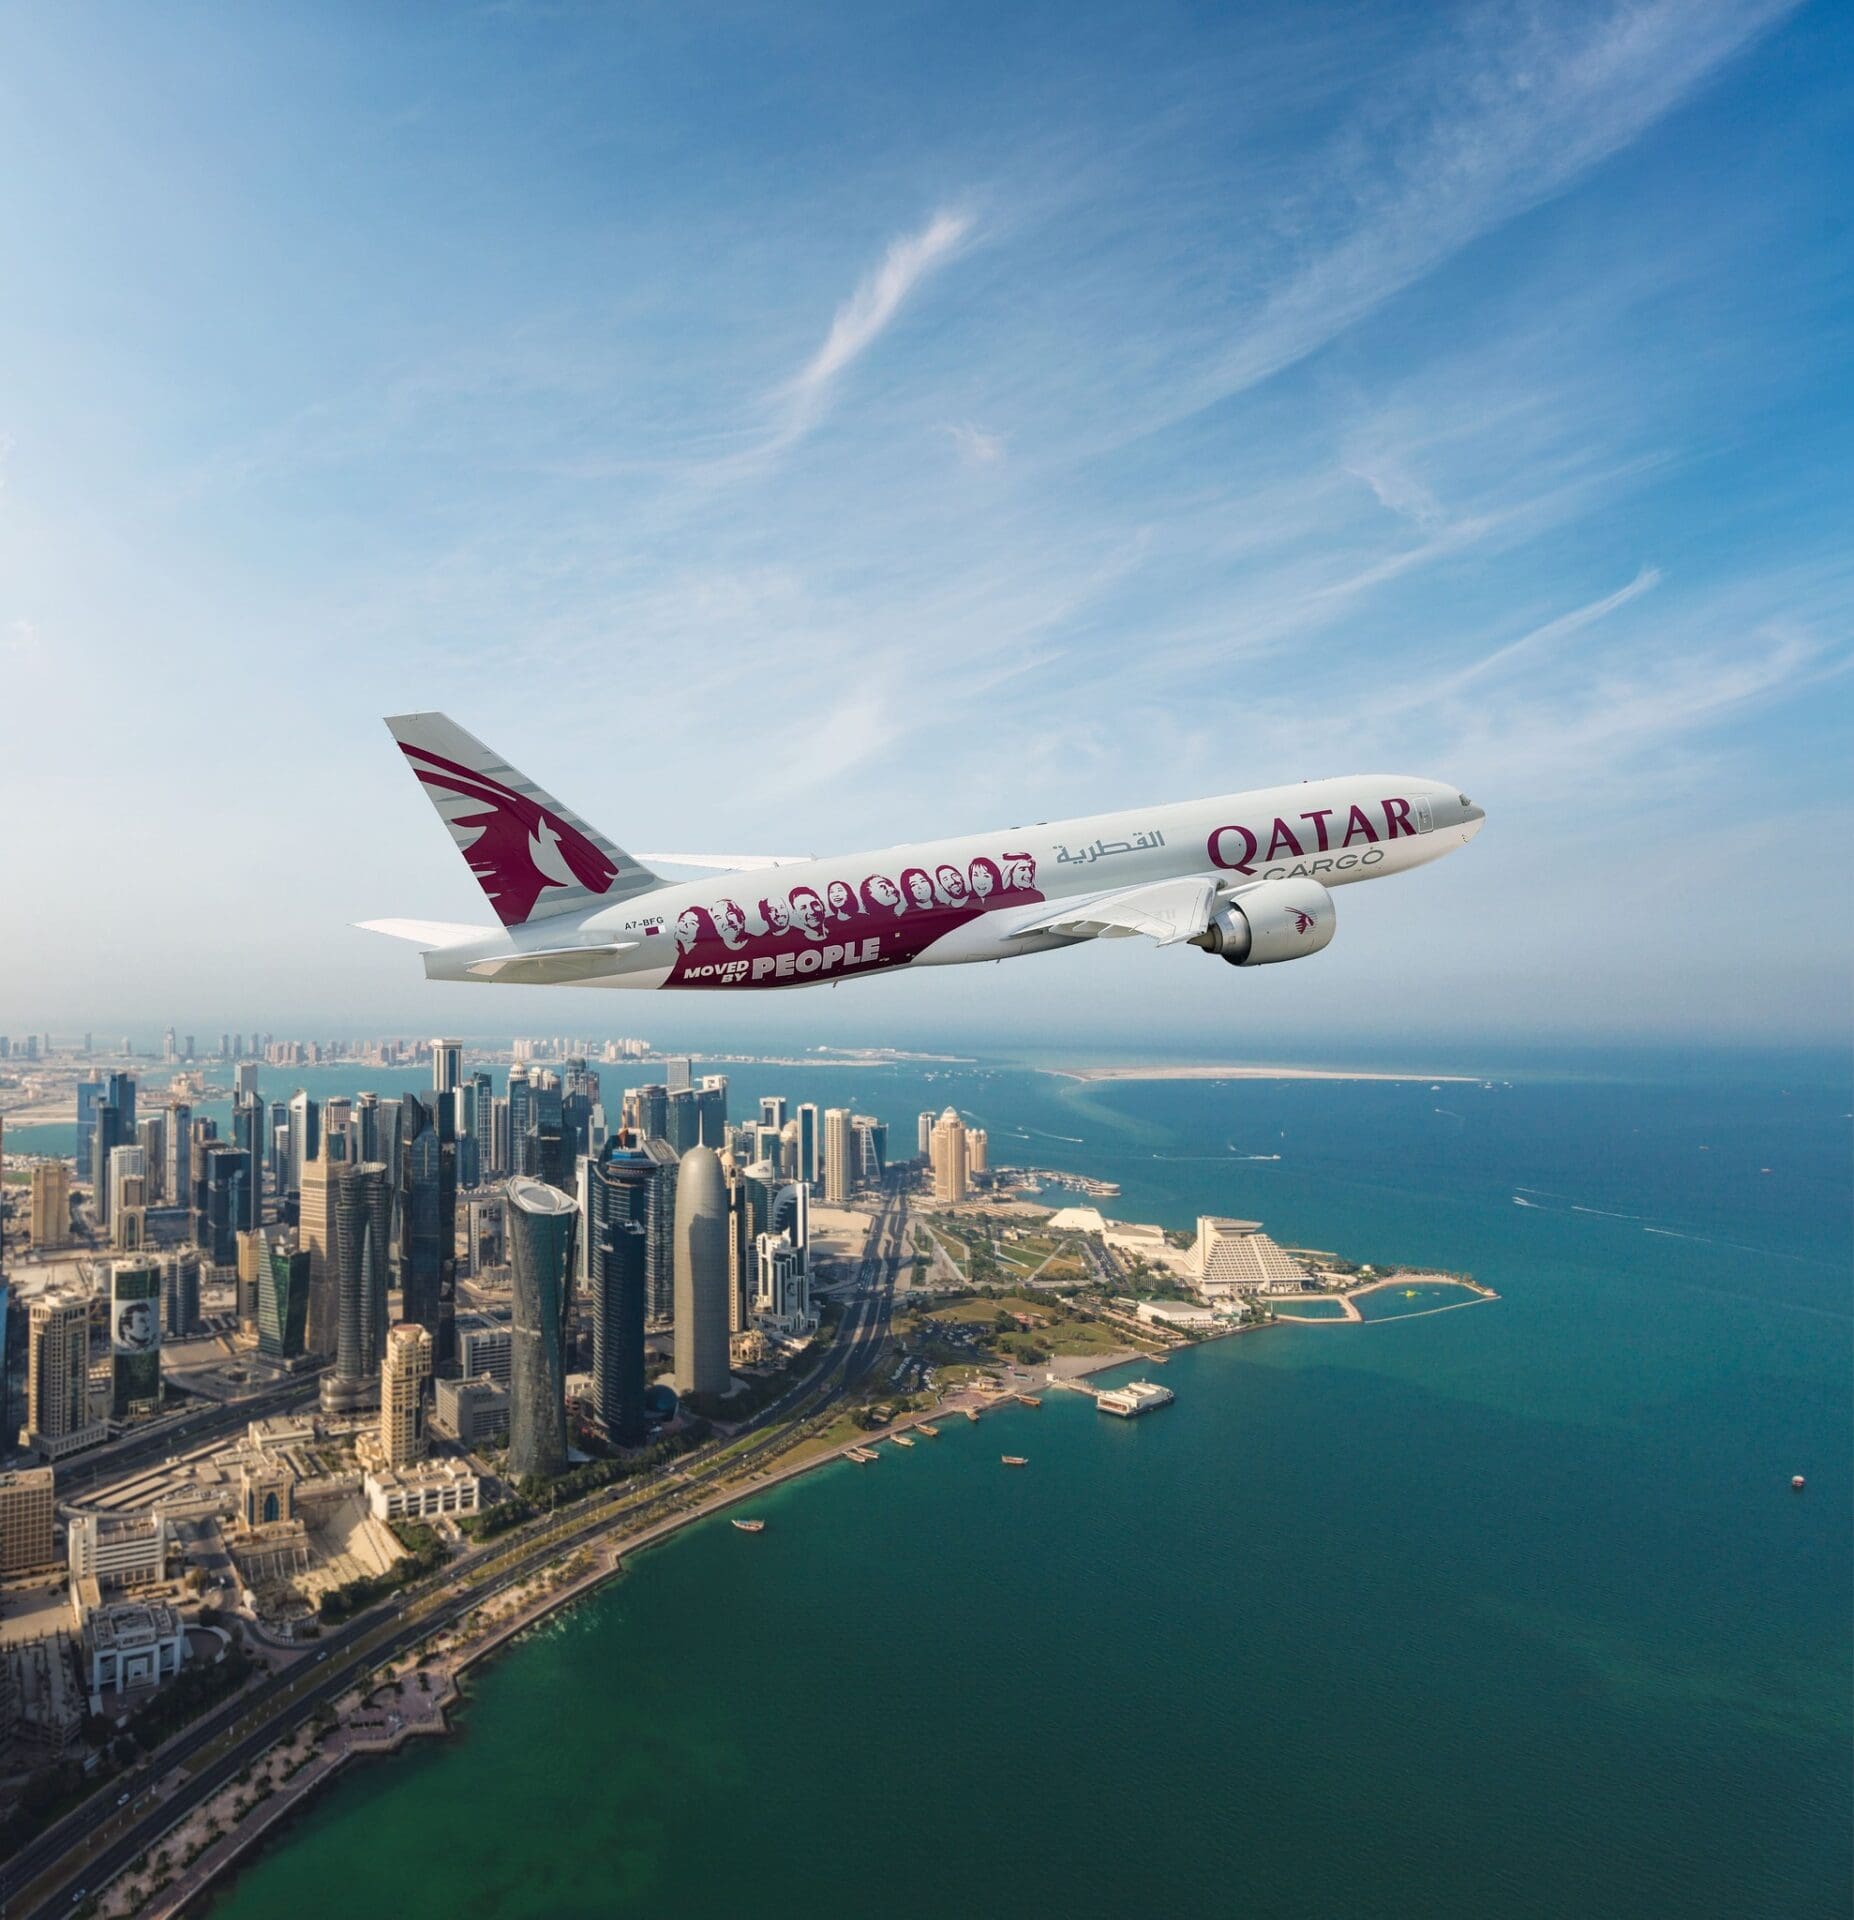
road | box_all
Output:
[7,1182,905,1919]
[51,1377,324,1500]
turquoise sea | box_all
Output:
[173,1053,1849,1917]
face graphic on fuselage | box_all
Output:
[715,900,749,948]
[789,887,830,940]
[864,875,904,916]
[663,845,1049,990]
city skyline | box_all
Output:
[1,2,1849,1045]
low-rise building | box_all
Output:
[363,1459,482,1523]
[0,1466,57,1575]
[8,1633,82,1759]
[83,1600,186,1710]
[455,1314,513,1387]
[67,1511,169,1591]
[1133,1298,1226,1330]
[433,1377,510,1449]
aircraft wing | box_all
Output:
[1005,874,1220,946]
[636,851,812,871]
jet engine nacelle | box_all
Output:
[1193,878,1336,967]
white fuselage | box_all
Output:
[424,773,1483,992]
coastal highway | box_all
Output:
[53,1377,324,1500]
[7,1185,905,1919]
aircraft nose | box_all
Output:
[1438,788,1483,839]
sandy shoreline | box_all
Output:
[1044,1064,1476,1085]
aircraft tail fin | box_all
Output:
[384,713,662,927]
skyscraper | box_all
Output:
[917,1111,935,1159]
[324,1161,391,1412]
[930,1107,969,1202]
[852,1114,887,1185]
[235,1230,266,1334]
[665,1087,701,1153]
[135,1114,166,1203]
[75,1079,103,1190]
[351,1090,381,1159]
[163,1248,201,1340]
[587,1135,657,1446]
[697,1074,729,1149]
[507,1063,533,1153]
[968,1127,989,1176]
[627,1083,668,1143]
[398,1096,456,1370]
[286,1090,319,1202]
[298,1147,340,1354]
[255,1238,308,1360]
[232,1097,266,1230]
[823,1108,854,1205]
[467,1071,493,1178]
[165,1102,192,1215]
[26,1293,91,1450]
[109,1259,162,1416]
[506,1176,576,1480]
[380,1322,433,1466]
[266,1099,289,1190]
[672,1145,729,1398]
[29,1164,70,1249]
[640,1136,680,1324]
[796,1102,819,1184]
[91,1098,126,1225]
[432,1038,463,1094]
[760,1096,787,1131]
[106,1069,137,1139]
[107,1143,145,1221]
[194,1141,252,1269]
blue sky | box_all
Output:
[0,0,1848,1052]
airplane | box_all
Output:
[359,712,1483,992]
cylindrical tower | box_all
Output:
[672,1145,729,1399]
[324,1161,390,1411]
[506,1175,577,1480]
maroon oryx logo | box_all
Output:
[400,743,617,926]
[1291,908,1316,934]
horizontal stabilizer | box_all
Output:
[636,851,812,871]
[355,918,498,949]
[1006,875,1219,946]
[461,941,638,984]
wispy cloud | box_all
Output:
[941,420,1007,467]
[1426,564,1665,702]
[769,209,973,451]
[1179,0,1800,419]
